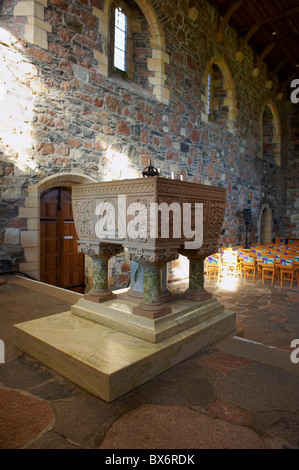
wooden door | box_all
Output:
[40,188,85,293]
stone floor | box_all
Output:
[0,273,298,449]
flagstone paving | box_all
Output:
[0,274,298,449]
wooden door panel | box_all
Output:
[40,188,85,293]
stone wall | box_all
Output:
[286,103,299,238]
[0,0,292,286]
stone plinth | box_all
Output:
[14,308,235,402]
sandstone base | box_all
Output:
[71,296,225,343]
[14,308,235,402]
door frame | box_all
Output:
[19,172,96,282]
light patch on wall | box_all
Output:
[101,148,140,181]
[0,28,37,172]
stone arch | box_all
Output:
[202,55,238,134]
[93,0,169,103]
[259,203,272,244]
[259,99,281,167]
[19,172,96,280]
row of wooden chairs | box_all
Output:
[205,244,299,288]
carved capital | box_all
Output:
[179,243,218,260]
[128,248,179,267]
[79,241,123,259]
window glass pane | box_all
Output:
[114,7,127,72]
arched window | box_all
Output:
[203,55,237,134]
[113,6,127,72]
[207,64,229,126]
[260,101,281,167]
[93,0,169,103]
[109,0,153,89]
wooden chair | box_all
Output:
[261,255,278,286]
[255,250,267,279]
[280,256,295,288]
[221,249,238,278]
[206,253,222,283]
[242,254,256,283]
[294,255,299,287]
[237,249,251,279]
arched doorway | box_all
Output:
[260,205,272,244]
[40,187,85,293]
[19,172,96,283]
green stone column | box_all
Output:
[133,265,171,318]
[83,244,123,303]
[189,258,204,290]
[184,255,212,302]
[93,257,108,291]
[143,267,161,304]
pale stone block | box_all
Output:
[188,7,199,21]
[152,49,170,64]
[93,49,108,65]
[130,18,141,33]
[228,110,238,121]
[224,97,234,107]
[27,218,40,231]
[14,1,44,20]
[97,62,108,77]
[20,230,39,248]
[27,185,39,195]
[19,261,39,272]
[147,58,165,73]
[151,71,167,82]
[27,16,52,32]
[24,247,40,262]
[149,76,164,86]
[35,0,47,6]
[266,80,273,89]
[92,7,107,23]
[4,228,20,245]
[150,34,165,51]
[252,67,260,78]
[149,22,163,37]
[25,196,39,208]
[153,85,169,100]
[157,95,169,105]
[223,79,233,90]
[19,207,38,219]
[98,18,108,37]
[235,51,244,63]
[144,8,159,26]
[24,24,48,50]
[201,112,209,123]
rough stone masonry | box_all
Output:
[0,0,297,288]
